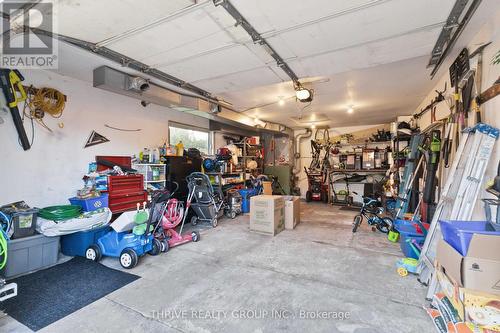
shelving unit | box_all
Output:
[132,163,167,191]
[234,137,264,181]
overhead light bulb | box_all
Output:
[295,87,313,102]
[311,124,316,129]
[347,106,354,114]
[278,96,285,106]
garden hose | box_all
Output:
[38,205,81,221]
[0,211,10,270]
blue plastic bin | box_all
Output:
[439,220,500,256]
[61,225,110,257]
[239,188,256,213]
[68,194,108,212]
[394,218,427,235]
[399,231,425,259]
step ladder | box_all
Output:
[417,123,499,297]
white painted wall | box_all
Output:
[413,11,500,219]
[0,69,209,208]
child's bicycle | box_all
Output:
[351,192,393,233]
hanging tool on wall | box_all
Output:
[468,42,491,123]
[413,83,446,122]
[0,69,30,150]
[421,130,441,205]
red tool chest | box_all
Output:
[107,175,147,213]
[95,155,147,214]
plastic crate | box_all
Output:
[439,220,500,256]
[3,234,60,278]
[61,225,110,257]
[68,194,109,212]
[0,201,38,239]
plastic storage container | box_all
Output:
[439,220,500,256]
[399,232,425,259]
[0,201,38,239]
[3,234,60,278]
[394,218,429,235]
[61,225,110,257]
[68,193,109,212]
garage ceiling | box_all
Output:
[18,0,499,128]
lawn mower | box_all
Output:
[304,167,328,202]
[151,182,200,252]
[85,201,161,269]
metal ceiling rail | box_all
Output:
[32,28,216,99]
[213,0,300,83]
[428,0,482,78]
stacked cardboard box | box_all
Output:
[433,234,500,332]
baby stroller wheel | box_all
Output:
[160,239,169,253]
[120,249,138,269]
[85,245,101,262]
[191,216,198,226]
[211,218,218,228]
[191,231,200,242]
[149,239,162,256]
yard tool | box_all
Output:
[0,69,30,150]
[422,130,441,205]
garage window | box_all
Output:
[169,122,210,154]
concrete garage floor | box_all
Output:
[1,201,433,333]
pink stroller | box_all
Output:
[152,182,200,252]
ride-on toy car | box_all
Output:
[85,199,162,269]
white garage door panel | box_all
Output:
[157,45,267,82]
[107,8,232,61]
[194,67,283,93]
[268,0,450,59]
[230,0,377,33]
[54,0,196,43]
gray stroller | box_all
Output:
[186,172,225,228]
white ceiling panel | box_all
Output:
[53,0,197,42]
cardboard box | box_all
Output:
[283,196,300,230]
[436,268,500,331]
[436,236,500,295]
[250,195,284,236]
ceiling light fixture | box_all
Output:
[311,124,316,129]
[294,81,313,103]
[347,105,354,114]
[278,96,285,106]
